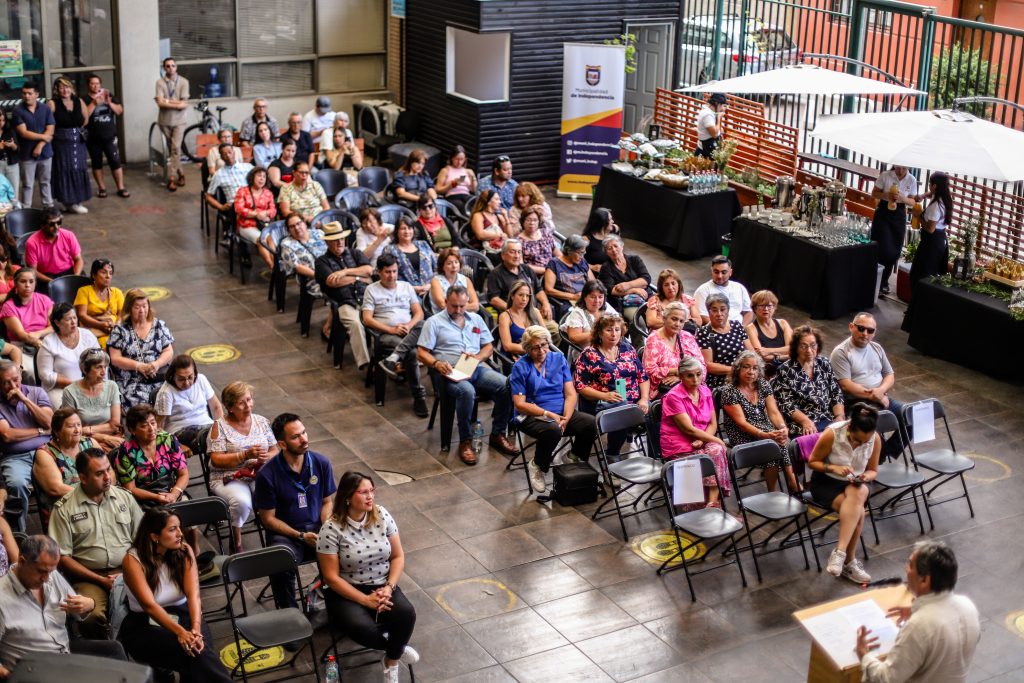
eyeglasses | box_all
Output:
[854,324,876,334]
[355,488,376,497]
[755,303,775,309]
[798,342,818,350]
[528,342,550,351]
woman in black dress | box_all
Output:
[48,77,92,214]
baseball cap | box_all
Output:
[316,95,331,109]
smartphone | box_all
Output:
[615,378,627,399]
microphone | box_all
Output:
[861,576,904,589]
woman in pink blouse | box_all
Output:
[233,166,277,270]
[1,268,54,351]
[645,268,701,332]
[643,301,705,399]
[659,356,730,508]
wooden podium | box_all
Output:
[793,586,912,683]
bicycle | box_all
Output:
[180,85,232,163]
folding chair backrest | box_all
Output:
[357,166,391,193]
[459,248,492,292]
[663,454,717,489]
[315,169,348,197]
[378,203,417,227]
[223,545,297,584]
[731,439,785,470]
[262,220,287,253]
[337,186,379,212]
[631,301,650,339]
[595,403,647,436]
[310,208,355,233]
[169,496,230,528]
[434,198,466,224]
[902,399,954,450]
[646,399,663,459]
[4,208,44,238]
[48,275,91,308]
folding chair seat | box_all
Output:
[221,546,320,683]
[901,399,975,519]
[866,409,931,542]
[590,403,663,541]
[426,367,479,452]
[658,455,747,601]
[730,440,820,582]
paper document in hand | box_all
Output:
[672,458,705,506]
[801,599,899,670]
[445,354,480,382]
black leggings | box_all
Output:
[325,585,416,661]
[87,135,122,171]
[119,604,231,683]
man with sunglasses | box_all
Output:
[24,207,83,294]
[830,313,906,458]
[478,155,518,212]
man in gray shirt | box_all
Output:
[830,312,905,457]
[0,535,124,676]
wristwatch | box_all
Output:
[37,428,46,437]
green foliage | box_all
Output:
[605,33,637,74]
[902,240,918,263]
[935,274,1024,320]
[929,46,999,115]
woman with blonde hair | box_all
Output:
[509,181,555,234]
[107,288,175,411]
[207,381,278,551]
[497,279,545,358]
[48,76,91,213]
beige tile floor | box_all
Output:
[33,166,1024,682]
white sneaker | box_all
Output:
[382,662,400,683]
[826,549,847,577]
[527,458,547,493]
[400,645,420,665]
[842,558,872,584]
[68,204,88,214]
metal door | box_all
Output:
[623,22,675,134]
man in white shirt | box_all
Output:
[361,253,427,417]
[857,541,980,683]
[302,96,335,139]
[871,165,918,294]
[694,255,752,325]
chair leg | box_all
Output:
[961,474,975,518]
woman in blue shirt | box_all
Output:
[388,217,436,296]
[510,325,598,494]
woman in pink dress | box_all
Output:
[643,301,705,399]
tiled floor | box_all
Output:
[41,166,1024,681]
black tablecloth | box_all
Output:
[592,165,740,259]
[730,217,879,320]
[907,277,1024,383]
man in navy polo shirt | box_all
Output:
[255,412,336,609]
[12,81,55,209]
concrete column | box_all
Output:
[117,0,161,163]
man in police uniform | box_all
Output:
[48,448,142,638]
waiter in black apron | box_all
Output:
[694,93,727,158]
[870,164,917,295]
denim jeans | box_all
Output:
[0,450,34,532]
[445,364,511,442]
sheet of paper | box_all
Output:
[672,458,705,506]
[912,402,935,443]
[445,354,480,382]
[800,599,899,670]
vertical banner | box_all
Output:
[557,43,625,197]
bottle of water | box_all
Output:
[472,421,484,453]
[325,656,339,683]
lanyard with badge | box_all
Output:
[276,452,319,509]
[164,76,179,101]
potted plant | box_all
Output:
[951,214,979,279]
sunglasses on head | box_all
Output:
[495,155,510,163]
[854,324,876,334]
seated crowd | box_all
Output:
[0,95,923,682]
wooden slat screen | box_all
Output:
[653,88,797,181]
[949,177,1024,261]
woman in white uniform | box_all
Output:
[870,165,917,294]
[694,93,727,158]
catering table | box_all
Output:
[730,217,879,320]
[592,165,740,259]
[907,277,1024,383]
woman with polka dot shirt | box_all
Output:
[697,292,752,389]
[317,471,419,682]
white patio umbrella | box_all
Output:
[680,64,925,96]
[810,109,1024,181]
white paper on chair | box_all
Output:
[672,459,704,506]
[911,402,935,443]
[801,599,899,670]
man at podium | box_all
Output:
[856,541,980,683]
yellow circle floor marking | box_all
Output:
[187,344,241,364]
[963,453,1012,483]
[219,637,286,674]
[1005,610,1024,640]
[139,285,171,301]
[434,577,518,620]
[631,530,706,568]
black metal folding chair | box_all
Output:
[901,399,975,520]
[866,409,932,542]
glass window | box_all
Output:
[238,0,313,58]
[177,62,236,99]
[317,0,385,55]
[50,0,114,68]
[0,1,43,72]
[446,27,509,104]
[240,61,312,97]
[158,0,236,60]
[52,69,116,101]
[319,56,385,93]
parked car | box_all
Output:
[678,15,802,87]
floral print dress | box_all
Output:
[772,356,844,435]
[114,431,187,503]
[574,342,649,410]
[719,379,790,469]
[642,329,706,398]
[107,319,175,411]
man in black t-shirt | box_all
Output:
[314,221,372,370]
[278,112,316,168]
[84,74,128,198]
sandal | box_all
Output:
[117,188,131,198]
[168,178,177,192]
[97,188,108,198]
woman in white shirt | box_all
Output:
[120,506,231,682]
[910,171,952,286]
[154,354,224,455]
[37,303,100,406]
[807,402,882,585]
[560,280,616,348]
[317,471,418,683]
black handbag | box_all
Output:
[545,462,602,506]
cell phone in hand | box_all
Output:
[615,378,627,399]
